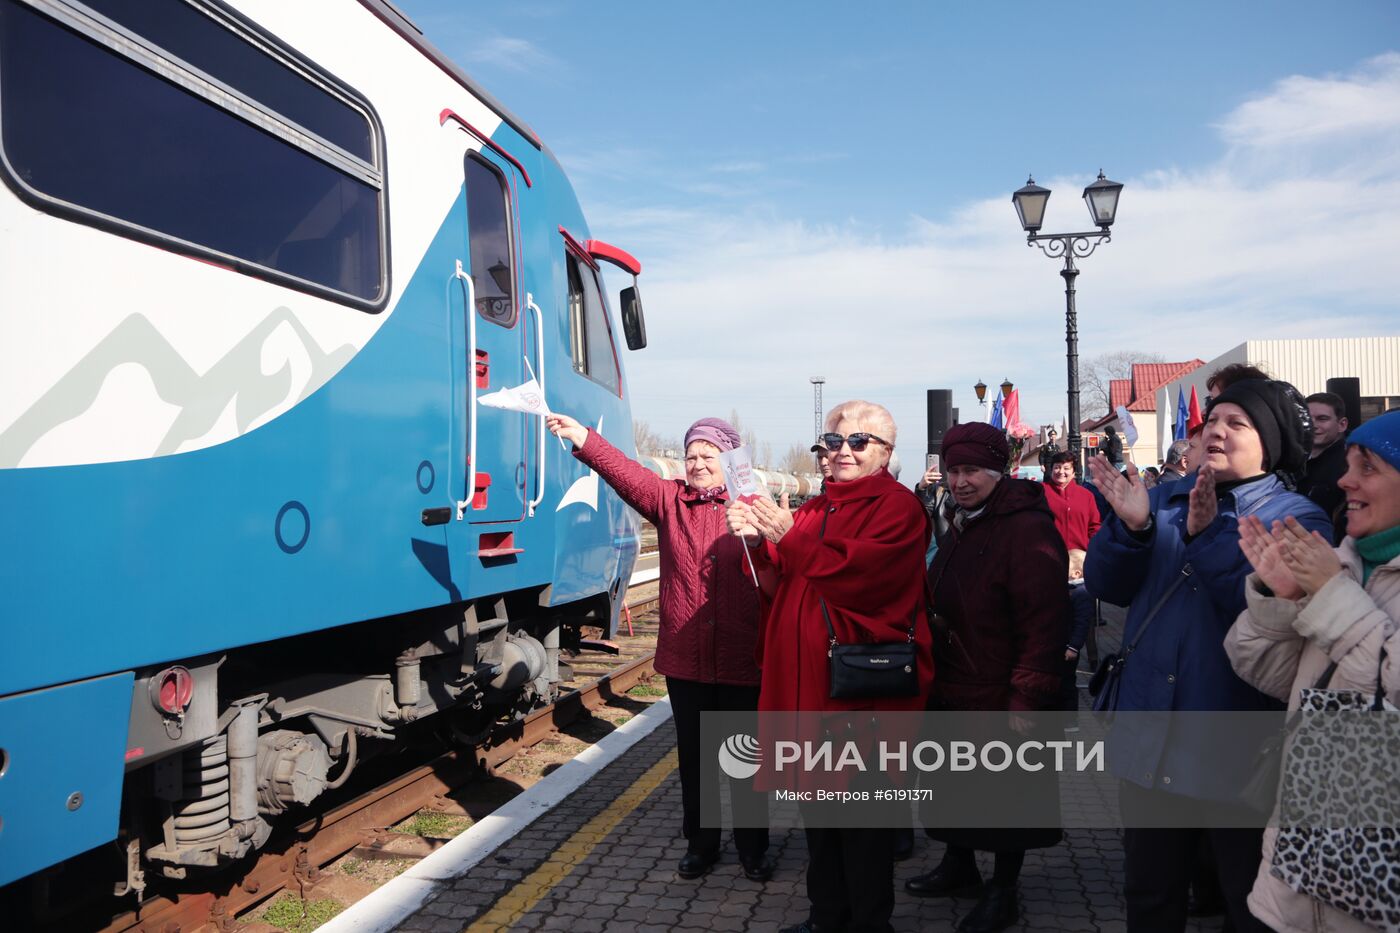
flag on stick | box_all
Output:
[1187,385,1204,434]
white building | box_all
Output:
[1143,337,1400,463]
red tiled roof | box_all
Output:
[1083,413,1114,432]
[1125,360,1205,412]
[1108,379,1132,412]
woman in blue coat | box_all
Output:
[1084,379,1330,933]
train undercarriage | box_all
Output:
[13,584,618,916]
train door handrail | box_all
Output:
[454,260,477,518]
[527,293,546,517]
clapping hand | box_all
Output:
[1087,454,1150,531]
[726,500,761,545]
[1185,466,1219,537]
[1275,516,1343,596]
[748,493,795,544]
[1238,515,1304,600]
[544,413,588,449]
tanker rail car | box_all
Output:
[640,456,823,504]
[0,0,653,904]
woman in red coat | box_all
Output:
[728,399,933,933]
[905,422,1069,933]
[547,413,770,882]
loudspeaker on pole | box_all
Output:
[1325,377,1363,428]
[927,390,953,455]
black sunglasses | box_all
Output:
[817,432,890,453]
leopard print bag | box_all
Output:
[1271,678,1400,932]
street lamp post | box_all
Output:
[1012,170,1123,473]
[974,379,989,423]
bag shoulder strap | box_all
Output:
[1123,483,1280,658]
[816,503,916,648]
[1281,660,1341,732]
[1122,562,1194,658]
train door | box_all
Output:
[544,236,634,607]
[446,151,530,562]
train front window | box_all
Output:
[566,254,620,395]
[0,0,385,308]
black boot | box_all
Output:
[905,859,983,897]
[957,882,1019,933]
[740,852,775,882]
[677,847,719,879]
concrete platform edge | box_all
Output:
[317,697,674,933]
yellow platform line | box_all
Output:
[463,748,680,933]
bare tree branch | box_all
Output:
[778,443,818,475]
[1081,350,1166,419]
[633,419,679,457]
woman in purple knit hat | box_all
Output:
[546,412,772,882]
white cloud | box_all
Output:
[1218,52,1400,154]
[466,35,560,74]
[585,54,1400,466]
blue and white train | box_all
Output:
[0,0,651,895]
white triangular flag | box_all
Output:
[479,378,551,416]
[1114,404,1139,447]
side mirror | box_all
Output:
[620,285,647,350]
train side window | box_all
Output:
[464,156,516,327]
[566,254,620,395]
[0,0,386,309]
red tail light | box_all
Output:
[152,666,194,714]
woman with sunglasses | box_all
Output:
[907,421,1070,933]
[546,412,772,883]
[727,400,934,933]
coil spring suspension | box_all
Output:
[173,736,232,846]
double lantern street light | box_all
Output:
[972,378,1014,422]
[1012,171,1123,473]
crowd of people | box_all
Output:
[544,365,1400,933]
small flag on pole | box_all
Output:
[1187,385,1204,434]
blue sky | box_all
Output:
[397,0,1400,469]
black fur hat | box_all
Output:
[1204,379,1312,487]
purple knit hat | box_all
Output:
[684,417,741,452]
[941,422,1010,471]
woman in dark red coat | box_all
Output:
[906,422,1069,933]
[547,413,770,882]
[728,399,933,933]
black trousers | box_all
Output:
[666,676,768,857]
[802,822,896,933]
[1118,781,1269,933]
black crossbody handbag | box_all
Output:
[815,506,920,699]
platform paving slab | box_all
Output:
[380,604,1231,932]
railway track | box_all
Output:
[78,562,663,933]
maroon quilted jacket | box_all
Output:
[926,477,1070,711]
[575,429,761,685]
